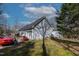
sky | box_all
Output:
[1,3,62,28]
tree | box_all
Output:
[35,16,51,55]
[0,27,4,35]
[0,4,4,35]
[0,4,9,35]
[57,3,79,38]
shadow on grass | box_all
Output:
[0,41,35,56]
[51,37,79,56]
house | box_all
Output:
[18,16,54,40]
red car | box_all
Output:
[0,36,14,45]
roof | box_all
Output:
[19,16,46,31]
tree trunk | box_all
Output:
[42,36,48,56]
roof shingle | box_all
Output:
[19,16,46,31]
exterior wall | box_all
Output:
[32,29,42,39]
[19,30,33,40]
[19,19,53,40]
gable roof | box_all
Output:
[19,16,46,31]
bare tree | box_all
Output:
[35,16,51,55]
[0,4,6,35]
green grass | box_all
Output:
[45,38,74,56]
[0,38,75,56]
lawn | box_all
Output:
[0,38,75,56]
